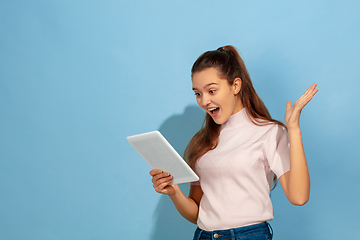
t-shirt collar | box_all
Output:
[221,108,251,130]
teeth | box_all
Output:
[208,107,217,111]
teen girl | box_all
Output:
[150,45,318,240]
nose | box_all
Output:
[201,94,211,107]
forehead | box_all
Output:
[192,68,228,89]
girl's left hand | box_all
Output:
[284,83,319,129]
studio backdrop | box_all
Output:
[1,1,359,239]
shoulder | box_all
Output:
[264,123,289,144]
[252,120,287,133]
[240,121,286,144]
[268,122,287,133]
[248,121,288,143]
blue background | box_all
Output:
[1,1,359,239]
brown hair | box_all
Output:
[184,45,285,188]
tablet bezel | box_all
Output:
[127,131,199,185]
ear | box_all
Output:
[232,78,241,95]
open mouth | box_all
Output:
[208,107,220,116]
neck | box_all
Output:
[232,99,244,115]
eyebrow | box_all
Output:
[192,82,218,91]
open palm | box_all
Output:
[284,83,319,129]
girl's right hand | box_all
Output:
[149,169,176,195]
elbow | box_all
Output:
[290,196,309,206]
[292,200,308,206]
[285,186,310,206]
[190,218,198,225]
[183,213,198,225]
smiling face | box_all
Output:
[192,68,244,125]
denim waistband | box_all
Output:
[193,222,273,240]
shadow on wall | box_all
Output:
[150,105,204,240]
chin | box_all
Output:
[212,118,226,125]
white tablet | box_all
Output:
[127,131,199,185]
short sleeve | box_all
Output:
[190,166,200,185]
[263,125,290,178]
[190,181,200,186]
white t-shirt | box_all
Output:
[194,108,290,231]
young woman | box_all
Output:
[150,45,318,240]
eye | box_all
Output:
[194,92,201,97]
[209,89,216,94]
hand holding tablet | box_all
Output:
[127,131,199,185]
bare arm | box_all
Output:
[169,184,202,224]
[279,83,319,206]
[150,169,203,224]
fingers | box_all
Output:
[150,169,171,182]
[153,178,173,193]
[303,83,319,100]
[295,83,319,110]
[284,84,318,127]
[149,169,163,176]
[151,171,172,184]
[286,101,292,111]
[304,83,319,98]
[149,169,173,193]
[304,83,317,95]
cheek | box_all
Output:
[221,93,236,109]
[196,98,202,107]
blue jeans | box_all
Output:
[193,222,273,240]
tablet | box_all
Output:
[126,131,199,185]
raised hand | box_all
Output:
[284,83,319,130]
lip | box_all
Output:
[207,107,217,111]
[207,107,220,118]
[211,111,219,118]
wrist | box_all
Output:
[287,126,301,133]
[168,184,181,198]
